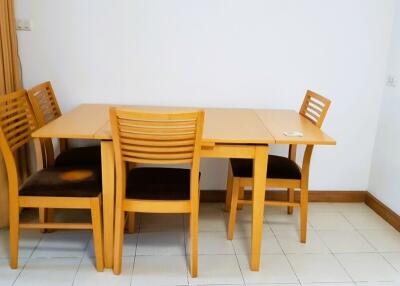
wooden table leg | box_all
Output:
[101,141,115,268]
[251,145,268,271]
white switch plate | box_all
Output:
[16,19,32,31]
[387,75,397,87]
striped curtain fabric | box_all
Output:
[0,0,22,227]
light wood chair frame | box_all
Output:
[28,81,71,231]
[27,81,66,168]
[110,108,204,277]
[0,90,104,271]
[226,90,331,243]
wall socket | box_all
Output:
[16,19,32,31]
[387,75,397,87]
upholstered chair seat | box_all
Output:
[230,155,302,180]
[20,166,101,197]
[54,145,101,167]
[126,167,195,200]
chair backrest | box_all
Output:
[110,108,204,202]
[289,90,331,163]
[27,81,62,166]
[110,108,204,165]
[27,81,62,126]
[299,90,331,128]
[0,90,38,197]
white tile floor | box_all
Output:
[1,203,400,286]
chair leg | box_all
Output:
[9,206,19,269]
[287,188,294,215]
[126,212,136,234]
[224,166,234,211]
[237,187,245,210]
[300,187,308,243]
[227,178,240,240]
[90,198,104,272]
[113,209,125,274]
[39,208,46,233]
[39,208,55,233]
[46,209,54,222]
[190,210,199,277]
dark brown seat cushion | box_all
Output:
[19,166,102,197]
[126,167,193,200]
[230,155,302,180]
[55,145,101,167]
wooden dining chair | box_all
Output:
[226,90,331,243]
[27,81,101,168]
[110,108,204,277]
[27,81,102,231]
[0,90,104,271]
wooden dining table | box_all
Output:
[31,103,335,271]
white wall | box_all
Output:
[15,0,395,190]
[369,1,400,213]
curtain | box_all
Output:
[0,0,22,227]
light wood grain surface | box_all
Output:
[96,107,274,144]
[32,104,110,139]
[202,108,273,144]
[33,104,276,144]
[256,109,336,145]
[32,105,335,146]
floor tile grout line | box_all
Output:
[130,213,143,286]
[182,214,190,286]
[380,252,400,274]
[317,207,400,268]
[236,205,304,285]
[200,204,244,285]
[339,209,400,275]
[273,206,358,284]
[71,237,90,286]
[314,225,356,284]
[321,208,400,283]
[314,209,363,284]
[12,228,45,286]
[340,208,383,253]
[358,229,388,252]
[8,203,400,286]
[268,212,302,285]
[314,230,380,254]
[229,222,246,286]
[132,213,188,286]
